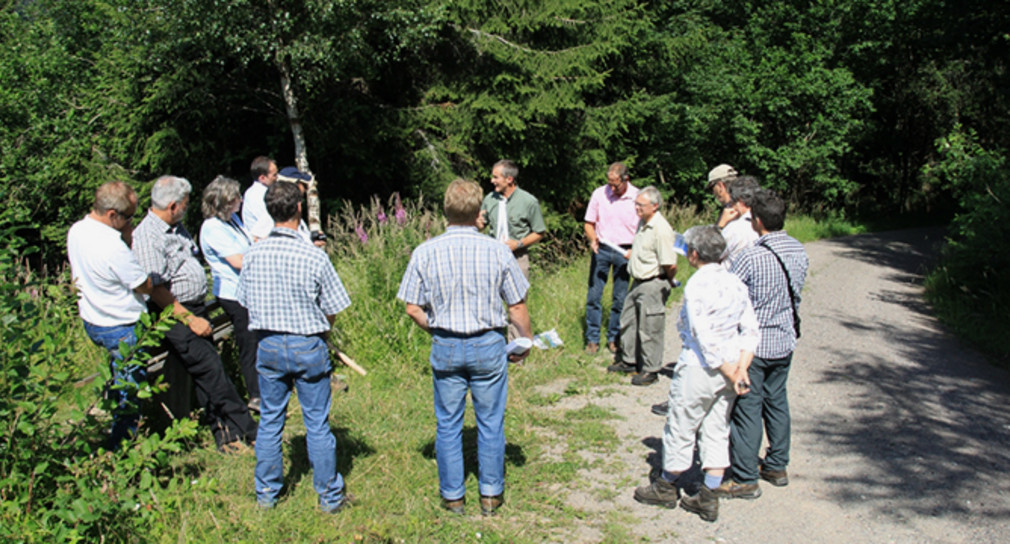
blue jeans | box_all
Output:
[83,321,145,448]
[430,329,509,500]
[254,333,345,510]
[585,245,630,344]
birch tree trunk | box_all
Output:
[278,59,322,234]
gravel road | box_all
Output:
[556,228,1010,543]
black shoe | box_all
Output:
[607,361,636,373]
[633,478,680,508]
[247,397,261,414]
[631,372,658,386]
[680,486,719,522]
[651,401,669,416]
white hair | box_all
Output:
[150,175,192,209]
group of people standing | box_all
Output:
[581,163,809,522]
[66,154,806,521]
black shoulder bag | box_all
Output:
[758,241,801,339]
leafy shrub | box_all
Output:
[0,234,198,542]
[922,127,1010,364]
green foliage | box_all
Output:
[922,128,1010,364]
[0,222,198,540]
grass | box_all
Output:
[48,201,873,543]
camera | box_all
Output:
[311,231,327,242]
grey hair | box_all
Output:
[639,185,662,207]
[151,175,192,209]
[93,181,136,215]
[683,225,726,264]
[493,159,519,181]
[201,175,242,221]
[726,175,761,206]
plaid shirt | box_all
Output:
[397,226,529,334]
[132,210,208,304]
[731,231,809,359]
[238,227,350,335]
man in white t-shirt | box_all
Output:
[67,181,154,448]
[242,155,279,241]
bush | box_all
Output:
[0,234,198,541]
[922,128,1010,365]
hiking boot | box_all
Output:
[586,343,600,354]
[760,467,789,487]
[651,401,669,416]
[480,494,504,516]
[712,479,762,499]
[441,496,465,515]
[607,341,618,353]
[633,477,680,508]
[680,485,719,522]
[607,361,636,373]
[631,371,658,386]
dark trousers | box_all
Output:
[217,297,260,399]
[161,301,258,448]
[729,353,792,484]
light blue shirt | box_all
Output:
[200,214,252,300]
[397,226,529,334]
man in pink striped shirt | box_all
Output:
[583,162,641,354]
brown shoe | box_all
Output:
[586,343,600,354]
[712,479,761,499]
[607,341,618,353]
[441,496,465,515]
[680,486,719,522]
[633,477,680,508]
[479,494,503,516]
[760,467,789,487]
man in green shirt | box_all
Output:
[477,160,547,279]
[477,159,546,340]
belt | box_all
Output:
[431,328,506,339]
[636,274,667,282]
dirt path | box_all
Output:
[554,228,1010,543]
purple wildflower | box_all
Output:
[355,223,368,244]
[377,210,387,224]
[393,193,407,225]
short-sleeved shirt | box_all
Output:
[584,183,639,246]
[242,181,272,240]
[132,210,207,304]
[628,212,677,280]
[720,211,759,270]
[731,231,809,359]
[677,263,760,370]
[199,213,252,300]
[480,187,546,242]
[238,227,350,336]
[67,215,148,326]
[397,226,530,335]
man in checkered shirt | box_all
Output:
[398,179,532,517]
[717,189,809,500]
[132,175,257,452]
[238,180,352,513]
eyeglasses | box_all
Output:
[634,201,653,208]
[115,210,136,220]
